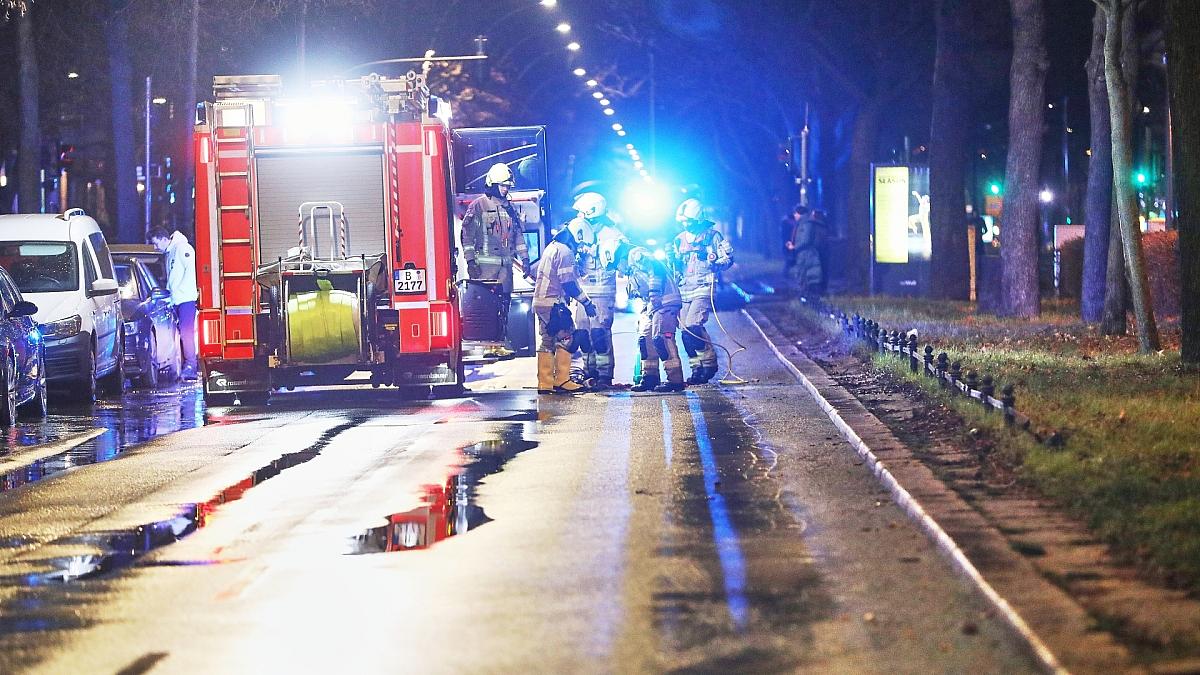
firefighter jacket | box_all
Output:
[672,222,733,301]
[533,240,581,309]
[570,217,623,299]
[460,194,529,291]
[626,247,682,312]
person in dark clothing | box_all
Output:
[781,204,807,276]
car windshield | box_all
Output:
[115,264,139,300]
[0,241,79,293]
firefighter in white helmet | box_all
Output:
[671,198,733,384]
[460,162,530,358]
[533,225,597,394]
[600,238,685,393]
[566,192,624,389]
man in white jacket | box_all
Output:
[149,227,199,380]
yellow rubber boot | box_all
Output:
[537,352,556,394]
[553,348,586,394]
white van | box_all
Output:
[0,209,123,401]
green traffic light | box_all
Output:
[989,183,1001,196]
[1134,171,1148,186]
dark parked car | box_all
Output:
[115,257,180,388]
[110,244,166,286]
[0,265,47,424]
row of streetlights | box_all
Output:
[532,0,652,183]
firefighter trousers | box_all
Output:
[637,306,683,385]
[680,291,717,371]
[570,296,616,382]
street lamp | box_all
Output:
[566,42,580,52]
[555,22,570,33]
[1039,189,1054,204]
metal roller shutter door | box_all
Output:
[254,150,388,263]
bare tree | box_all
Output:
[1095,0,1160,352]
[1081,7,1112,323]
[1099,4,1135,335]
[927,0,975,301]
[106,0,140,243]
[798,0,932,293]
[1000,0,1047,318]
[1166,0,1200,363]
[14,2,40,213]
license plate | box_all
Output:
[394,268,427,294]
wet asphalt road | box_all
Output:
[0,311,1040,673]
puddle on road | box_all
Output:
[0,418,362,586]
[347,429,537,554]
[0,384,206,494]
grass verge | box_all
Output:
[799,295,1200,592]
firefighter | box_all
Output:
[533,226,596,394]
[460,162,530,359]
[601,239,685,393]
[566,192,623,389]
[671,199,733,385]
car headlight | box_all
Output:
[41,315,82,339]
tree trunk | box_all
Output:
[1100,5,1135,335]
[845,100,882,294]
[1166,0,1200,363]
[928,0,972,300]
[1100,199,1128,333]
[16,8,41,213]
[107,0,141,244]
[1000,0,1047,317]
[179,0,199,239]
[1102,0,1160,352]
[1081,6,1112,323]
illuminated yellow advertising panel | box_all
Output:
[874,166,910,264]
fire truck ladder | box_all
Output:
[210,102,259,357]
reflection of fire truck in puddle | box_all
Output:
[193,73,550,402]
[346,434,535,553]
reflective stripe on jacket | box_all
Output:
[533,241,579,308]
[673,223,733,301]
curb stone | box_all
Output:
[744,307,1145,675]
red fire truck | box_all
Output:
[193,73,549,403]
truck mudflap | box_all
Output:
[204,358,272,397]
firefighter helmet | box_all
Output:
[567,217,596,249]
[675,198,703,224]
[572,192,607,220]
[484,162,515,188]
[599,237,631,270]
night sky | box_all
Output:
[0,0,1139,229]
